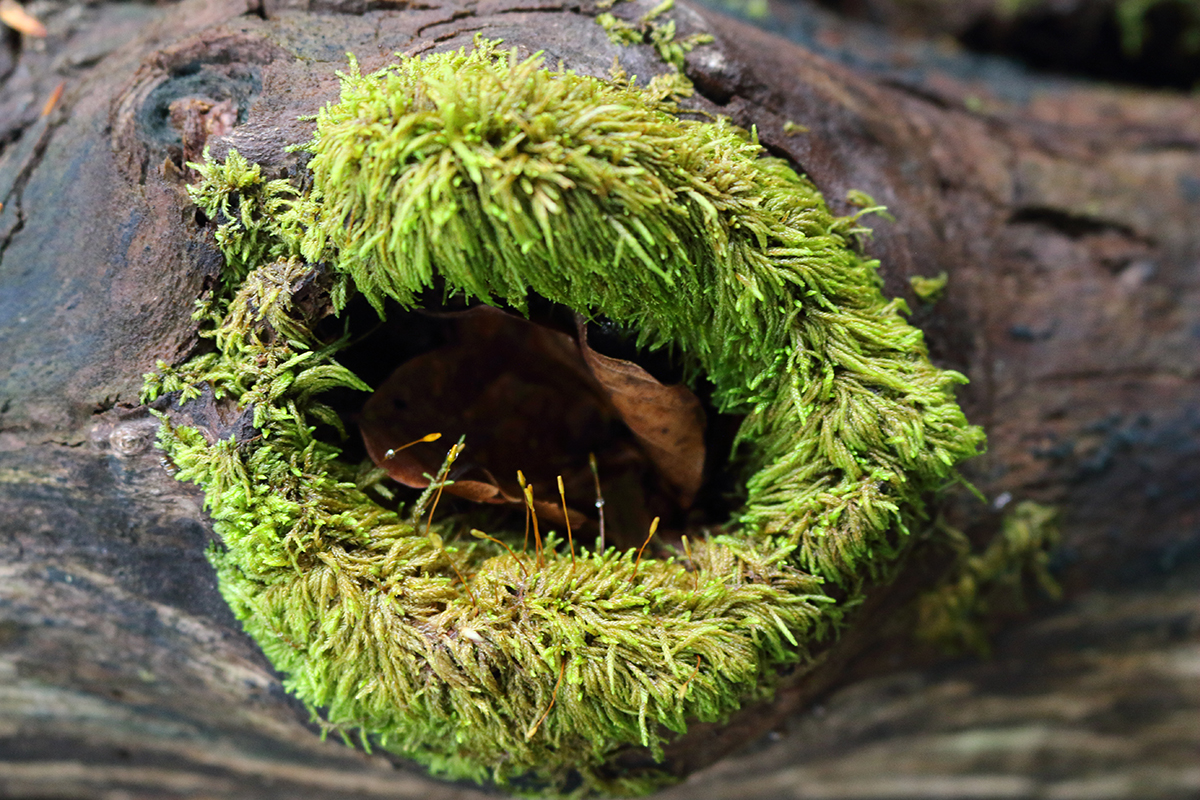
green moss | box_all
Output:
[910,272,949,305]
[707,0,770,20]
[147,39,984,796]
[1114,0,1200,56]
[916,501,1061,655]
[186,149,304,293]
[595,0,714,70]
[596,12,643,46]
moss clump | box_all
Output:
[910,272,949,305]
[595,0,714,69]
[916,501,1061,655]
[146,39,984,796]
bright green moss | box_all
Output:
[147,38,984,796]
[910,272,949,304]
[595,0,713,69]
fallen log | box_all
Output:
[0,0,1196,797]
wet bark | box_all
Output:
[0,1,1197,798]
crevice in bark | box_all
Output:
[1008,206,1145,241]
[0,115,60,269]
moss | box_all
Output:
[916,501,1061,655]
[706,0,770,20]
[910,272,949,305]
[147,39,984,796]
[1113,0,1200,56]
[186,149,303,293]
[595,0,714,70]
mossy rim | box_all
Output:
[144,38,984,796]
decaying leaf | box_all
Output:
[576,315,706,507]
[359,306,605,526]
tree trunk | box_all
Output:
[0,0,1197,798]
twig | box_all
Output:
[525,656,566,740]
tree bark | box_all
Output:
[0,0,1197,798]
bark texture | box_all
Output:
[0,0,1197,798]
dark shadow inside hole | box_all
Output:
[316,292,748,554]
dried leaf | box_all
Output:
[0,0,45,37]
[576,315,707,506]
[359,306,605,526]
[360,306,709,538]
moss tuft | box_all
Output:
[910,272,949,305]
[595,0,714,70]
[148,38,984,795]
[916,501,1061,655]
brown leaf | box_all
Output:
[359,306,709,543]
[576,315,706,507]
[359,306,605,526]
[0,0,46,37]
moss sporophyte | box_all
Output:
[143,38,985,795]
